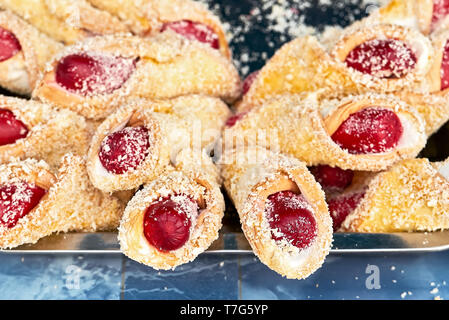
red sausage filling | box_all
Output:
[331,108,403,154]
[225,111,248,128]
[441,39,449,90]
[242,70,260,95]
[0,27,21,62]
[265,190,317,249]
[0,109,28,146]
[161,20,220,50]
[344,39,417,79]
[310,165,354,192]
[55,53,136,96]
[328,191,366,231]
[0,181,46,229]
[99,126,150,175]
[143,194,198,252]
[432,0,449,28]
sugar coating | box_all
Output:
[219,146,332,279]
[87,95,230,193]
[224,93,426,172]
[0,95,91,170]
[0,155,124,249]
[33,32,240,120]
[119,149,225,270]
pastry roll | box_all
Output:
[236,36,358,112]
[223,93,426,172]
[0,154,124,249]
[86,0,230,58]
[86,95,230,193]
[0,0,129,44]
[33,33,241,119]
[0,95,91,169]
[421,28,449,93]
[331,24,433,93]
[219,146,332,280]
[393,29,449,136]
[118,149,225,270]
[333,157,449,233]
[0,10,62,95]
[367,0,449,34]
[363,0,433,34]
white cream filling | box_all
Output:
[0,55,31,93]
[319,102,339,119]
[409,36,432,75]
[391,17,419,30]
[396,113,422,150]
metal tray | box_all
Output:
[5,230,449,254]
[3,0,449,254]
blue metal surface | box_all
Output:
[0,251,447,299]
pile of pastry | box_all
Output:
[0,0,449,280]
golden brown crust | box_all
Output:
[0,0,130,44]
[219,146,332,280]
[331,24,434,93]
[0,10,63,95]
[341,158,449,233]
[363,0,433,34]
[118,149,224,270]
[236,36,359,112]
[420,29,449,93]
[0,95,91,170]
[33,33,241,120]
[224,93,427,172]
[86,0,230,58]
[86,96,230,192]
[0,155,124,249]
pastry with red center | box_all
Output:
[265,191,317,249]
[332,24,432,92]
[119,149,225,270]
[0,10,63,95]
[34,34,241,120]
[219,147,332,280]
[224,94,426,172]
[0,96,92,170]
[395,29,449,137]
[86,0,231,58]
[55,53,137,97]
[98,126,150,175]
[87,95,230,193]
[0,155,124,249]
